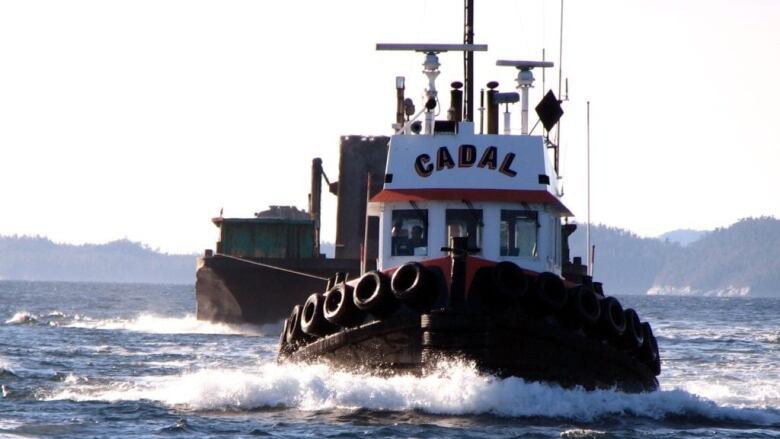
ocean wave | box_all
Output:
[4,311,37,325]
[0,356,15,376]
[4,309,276,336]
[66,313,277,336]
[46,360,780,426]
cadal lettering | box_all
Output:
[414,144,517,178]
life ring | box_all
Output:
[354,270,400,318]
[324,283,366,328]
[529,272,568,314]
[300,293,338,337]
[488,261,528,304]
[561,284,601,329]
[391,262,437,311]
[596,297,626,341]
[620,308,645,350]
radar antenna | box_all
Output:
[377,44,487,135]
[496,60,554,135]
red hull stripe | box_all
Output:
[371,188,573,216]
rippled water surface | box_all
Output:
[1,280,779,438]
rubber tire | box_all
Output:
[285,304,309,346]
[530,272,568,314]
[354,270,400,318]
[597,297,627,341]
[300,293,338,337]
[561,285,601,329]
[391,262,437,312]
[490,261,528,304]
[324,283,366,328]
[639,322,661,375]
[620,308,645,350]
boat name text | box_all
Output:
[414,145,517,178]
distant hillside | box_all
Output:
[569,217,780,296]
[650,217,780,297]
[567,224,678,295]
[2,217,779,294]
[0,236,196,284]
[658,229,707,246]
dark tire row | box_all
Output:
[278,261,661,377]
[279,263,429,354]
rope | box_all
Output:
[215,253,329,281]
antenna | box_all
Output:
[542,48,546,95]
[464,0,475,123]
[555,0,565,174]
[496,60,554,135]
[586,100,592,277]
[377,44,487,135]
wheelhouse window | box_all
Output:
[446,209,483,252]
[500,210,538,257]
[391,209,428,256]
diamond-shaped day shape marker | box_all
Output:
[535,90,564,132]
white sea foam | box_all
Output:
[679,378,780,409]
[4,311,37,325]
[47,360,780,425]
[65,313,274,336]
[560,429,607,438]
[0,356,13,373]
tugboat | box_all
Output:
[276,24,661,392]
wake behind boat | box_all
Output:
[276,8,661,392]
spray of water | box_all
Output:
[46,360,780,425]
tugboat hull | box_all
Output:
[282,311,657,392]
[278,258,661,392]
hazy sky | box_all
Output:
[1,0,779,254]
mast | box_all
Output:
[586,101,592,277]
[555,0,565,174]
[463,0,474,122]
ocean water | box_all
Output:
[1,281,778,438]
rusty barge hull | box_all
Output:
[196,254,359,325]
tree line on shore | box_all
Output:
[1,216,778,294]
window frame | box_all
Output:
[445,208,483,253]
[499,209,539,258]
[390,209,429,257]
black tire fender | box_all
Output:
[285,304,310,345]
[490,261,528,304]
[354,270,400,318]
[391,262,437,312]
[530,272,568,314]
[620,308,645,350]
[639,322,661,375]
[300,293,338,337]
[324,283,366,328]
[562,284,601,328]
[597,297,627,340]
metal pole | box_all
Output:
[586,101,592,277]
[555,0,564,174]
[310,158,323,257]
[464,0,474,122]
